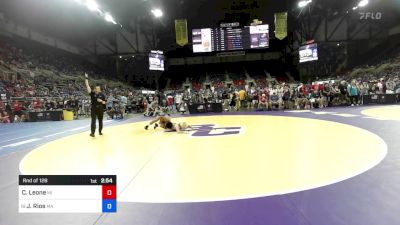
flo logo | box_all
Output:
[190,124,243,137]
[359,12,382,20]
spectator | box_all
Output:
[120,94,127,118]
[309,88,322,109]
[258,93,268,110]
[269,92,282,110]
[0,110,10,123]
[229,92,237,111]
[348,80,360,106]
[106,93,115,111]
[239,88,246,109]
[66,97,79,119]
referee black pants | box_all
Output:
[91,108,104,134]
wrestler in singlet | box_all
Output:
[145,116,172,130]
[158,116,171,129]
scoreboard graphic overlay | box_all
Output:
[19,175,117,213]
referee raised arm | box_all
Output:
[85,73,106,137]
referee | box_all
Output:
[85,73,106,137]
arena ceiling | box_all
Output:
[0,0,287,48]
[0,0,399,49]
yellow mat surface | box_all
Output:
[20,115,387,202]
[362,105,400,121]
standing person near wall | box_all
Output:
[120,94,127,118]
[348,80,360,106]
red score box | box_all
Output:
[102,185,117,199]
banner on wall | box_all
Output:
[175,19,188,46]
[274,12,288,40]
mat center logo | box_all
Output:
[190,124,243,137]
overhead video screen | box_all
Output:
[192,28,212,53]
[249,24,269,49]
[149,50,164,71]
[192,24,269,53]
[299,43,318,63]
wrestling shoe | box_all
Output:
[145,125,149,130]
[154,123,159,129]
[99,132,103,136]
[90,133,95,137]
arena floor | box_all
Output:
[1,105,400,225]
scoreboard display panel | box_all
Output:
[192,24,269,53]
